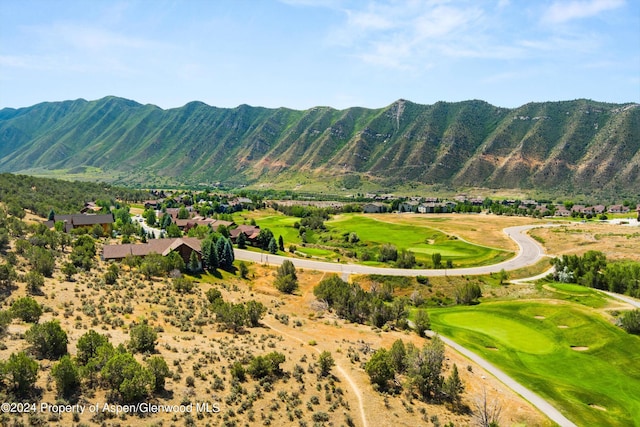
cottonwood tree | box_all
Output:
[406,336,446,401]
[365,348,394,392]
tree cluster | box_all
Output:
[364,337,464,407]
[201,235,235,271]
[0,173,149,218]
[552,250,640,297]
[313,275,413,329]
[207,288,266,332]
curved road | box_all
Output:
[234,224,551,277]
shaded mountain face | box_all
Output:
[1,96,638,195]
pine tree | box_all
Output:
[237,232,247,249]
[443,364,464,408]
[278,235,285,251]
[268,237,278,254]
[224,238,235,266]
[188,251,200,273]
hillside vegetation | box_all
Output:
[1,97,638,197]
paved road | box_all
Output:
[234,224,551,277]
[598,290,640,308]
[425,330,577,427]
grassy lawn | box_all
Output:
[428,298,640,426]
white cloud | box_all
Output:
[543,0,625,24]
[326,1,512,68]
[29,23,164,51]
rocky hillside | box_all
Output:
[0,97,638,195]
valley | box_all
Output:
[1,180,639,427]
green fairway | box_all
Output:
[328,215,510,266]
[236,212,511,267]
[429,300,640,427]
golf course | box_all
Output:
[428,286,640,427]
[239,211,512,267]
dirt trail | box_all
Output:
[262,318,369,427]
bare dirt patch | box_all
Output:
[557,325,569,329]
[589,403,607,411]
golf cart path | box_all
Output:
[425,330,577,427]
[234,224,554,277]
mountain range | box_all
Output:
[0,96,638,197]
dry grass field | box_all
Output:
[365,213,539,252]
[1,242,551,427]
[529,222,640,261]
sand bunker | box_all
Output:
[571,346,589,351]
[589,404,607,411]
[534,316,545,319]
[486,346,499,351]
[557,325,569,329]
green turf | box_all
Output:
[428,301,640,427]
[328,215,510,266]
[237,212,511,267]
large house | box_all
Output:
[229,225,261,244]
[608,205,630,214]
[362,203,387,213]
[102,237,202,264]
[45,214,114,233]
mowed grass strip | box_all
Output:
[429,301,640,427]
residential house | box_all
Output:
[398,201,419,212]
[144,199,164,210]
[45,214,114,233]
[362,203,387,213]
[80,202,102,213]
[102,237,202,265]
[608,205,630,214]
[554,206,571,217]
[229,225,261,244]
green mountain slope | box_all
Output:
[1,97,638,195]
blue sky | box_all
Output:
[1,0,638,110]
